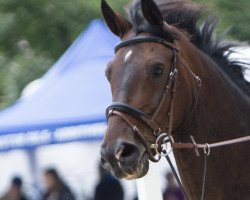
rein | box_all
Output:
[105,36,250,200]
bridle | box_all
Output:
[105,36,250,200]
[106,36,201,162]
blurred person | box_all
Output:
[94,164,124,200]
[0,176,28,200]
[42,168,75,200]
[163,172,184,200]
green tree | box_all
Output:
[195,0,250,41]
[0,0,129,108]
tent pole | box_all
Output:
[26,148,39,190]
[136,162,163,200]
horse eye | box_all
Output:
[152,65,164,77]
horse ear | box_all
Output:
[101,0,132,37]
[141,0,163,27]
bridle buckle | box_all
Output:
[149,133,174,158]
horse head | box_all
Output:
[100,0,197,179]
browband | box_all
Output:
[115,36,178,52]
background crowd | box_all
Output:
[0,167,183,200]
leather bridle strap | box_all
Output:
[172,135,250,155]
[106,102,165,162]
[114,36,178,52]
[106,102,160,133]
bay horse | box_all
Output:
[100,0,250,199]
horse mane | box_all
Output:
[125,0,250,96]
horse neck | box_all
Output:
[176,41,250,142]
[173,39,250,199]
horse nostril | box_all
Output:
[115,144,125,160]
[115,142,139,162]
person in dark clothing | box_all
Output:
[0,176,28,200]
[42,168,75,200]
[163,172,184,200]
[94,164,124,200]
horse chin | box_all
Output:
[112,152,149,180]
[123,160,149,180]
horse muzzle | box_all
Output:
[100,139,150,179]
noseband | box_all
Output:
[106,36,201,162]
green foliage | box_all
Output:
[0,0,129,109]
[0,50,53,108]
[194,0,250,42]
[212,0,250,42]
[0,0,248,109]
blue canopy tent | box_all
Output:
[0,19,119,151]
